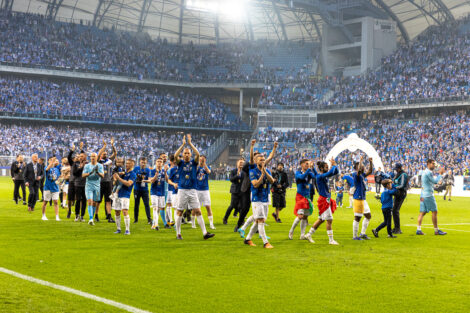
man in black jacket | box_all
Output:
[392,163,408,234]
[223,158,244,224]
[24,154,44,212]
[11,155,27,205]
[69,142,87,221]
[272,162,289,223]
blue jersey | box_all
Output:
[133,166,150,191]
[83,163,103,190]
[316,166,338,198]
[196,166,210,191]
[44,167,60,192]
[353,172,367,200]
[249,167,271,202]
[421,169,441,198]
[381,187,397,209]
[295,169,316,198]
[150,169,166,196]
[168,166,178,193]
[336,186,344,194]
[118,170,136,198]
[343,175,354,188]
[177,159,198,190]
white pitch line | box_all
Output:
[0,267,152,313]
[404,223,470,226]
[403,225,470,233]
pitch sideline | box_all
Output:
[0,267,152,313]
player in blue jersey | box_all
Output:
[166,155,179,226]
[352,156,373,240]
[82,153,104,226]
[174,134,215,240]
[41,156,61,221]
[335,180,344,208]
[243,154,275,248]
[372,179,397,238]
[112,159,136,235]
[289,159,316,240]
[304,158,339,245]
[195,155,215,230]
[159,153,174,226]
[416,159,447,236]
[148,158,170,230]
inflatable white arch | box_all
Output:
[325,133,384,171]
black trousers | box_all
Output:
[392,189,407,230]
[375,183,381,194]
[14,180,26,201]
[376,208,392,236]
[134,189,151,221]
[236,191,251,229]
[74,186,87,217]
[27,183,39,209]
[224,192,241,221]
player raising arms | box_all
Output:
[112,159,137,235]
[243,153,275,248]
[97,138,117,223]
[304,158,339,245]
[352,157,373,240]
[174,134,215,240]
[82,153,104,226]
[289,159,316,240]
[196,155,215,230]
[148,158,170,230]
[41,157,61,221]
[166,154,179,226]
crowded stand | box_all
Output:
[0,123,215,159]
[259,16,470,109]
[0,76,246,130]
[0,10,316,83]
[255,111,470,176]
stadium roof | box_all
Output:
[4,0,470,43]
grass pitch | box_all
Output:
[0,177,469,313]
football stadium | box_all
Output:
[0,0,469,312]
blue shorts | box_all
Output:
[420,196,437,213]
[85,186,101,202]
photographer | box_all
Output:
[11,154,27,205]
[443,169,454,201]
[133,157,152,224]
[271,162,289,223]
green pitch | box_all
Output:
[0,177,469,313]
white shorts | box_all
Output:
[166,191,173,204]
[252,202,269,220]
[364,200,371,214]
[113,198,130,211]
[61,184,69,194]
[349,187,356,194]
[319,208,333,221]
[297,209,312,217]
[44,190,59,201]
[171,192,178,208]
[197,190,211,207]
[151,195,165,208]
[177,189,200,211]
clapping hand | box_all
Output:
[330,157,336,166]
[187,134,192,144]
[251,139,256,146]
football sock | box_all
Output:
[196,215,207,235]
[241,215,255,231]
[191,215,196,228]
[115,215,121,231]
[153,208,159,226]
[175,215,182,235]
[290,217,300,233]
[258,223,268,244]
[307,226,316,236]
[160,210,167,225]
[246,223,258,241]
[353,220,360,238]
[124,215,130,232]
[300,219,307,236]
[327,230,334,242]
[417,225,421,231]
[208,215,214,227]
[361,218,370,235]
[88,205,94,220]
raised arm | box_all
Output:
[187,134,200,164]
[97,140,107,161]
[174,136,186,165]
[250,139,256,165]
[67,144,75,166]
[295,169,311,180]
[265,142,278,166]
[109,138,117,160]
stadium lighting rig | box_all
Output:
[186,0,248,21]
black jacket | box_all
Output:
[241,162,252,193]
[229,168,244,194]
[11,161,26,181]
[272,170,289,194]
[23,162,44,186]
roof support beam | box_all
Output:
[271,0,288,40]
[406,0,441,25]
[178,0,185,44]
[138,0,153,32]
[46,0,65,20]
[430,0,454,22]
[308,13,322,43]
[375,0,410,43]
[2,0,14,11]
